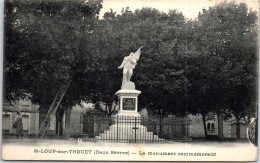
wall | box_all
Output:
[188,114,205,138]
[2,100,39,136]
[69,107,83,137]
[223,120,231,138]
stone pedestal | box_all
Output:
[115,82,141,118]
[95,81,164,142]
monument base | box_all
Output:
[115,89,141,114]
[95,121,165,143]
[115,111,141,118]
[121,81,135,90]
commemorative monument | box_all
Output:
[116,46,143,118]
[95,47,163,142]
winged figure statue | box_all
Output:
[118,46,143,83]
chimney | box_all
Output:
[202,8,206,13]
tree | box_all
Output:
[195,2,258,139]
[89,7,190,117]
[4,0,103,137]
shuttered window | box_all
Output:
[3,114,10,131]
[22,115,29,132]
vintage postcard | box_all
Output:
[2,0,259,161]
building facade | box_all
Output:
[189,113,248,139]
[2,99,39,137]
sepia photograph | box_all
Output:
[2,0,259,161]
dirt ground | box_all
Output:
[1,138,257,161]
[1,137,253,146]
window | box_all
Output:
[207,123,211,131]
[3,102,14,110]
[19,100,31,110]
[3,114,11,132]
[211,123,215,132]
[22,115,29,132]
[49,114,56,131]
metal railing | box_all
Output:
[81,115,190,143]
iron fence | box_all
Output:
[80,115,190,143]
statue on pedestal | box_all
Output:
[118,46,143,84]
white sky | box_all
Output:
[99,0,259,19]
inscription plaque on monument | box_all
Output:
[122,98,135,110]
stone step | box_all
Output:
[94,136,165,143]
[106,128,149,133]
[95,123,165,142]
[104,127,149,134]
[98,130,162,140]
[99,133,155,138]
[108,124,149,129]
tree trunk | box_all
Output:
[107,102,112,116]
[235,116,241,139]
[55,109,62,135]
[59,117,63,136]
[217,111,224,140]
[159,110,163,137]
[55,108,64,136]
[63,108,71,139]
[105,103,108,114]
[202,113,208,139]
[39,104,49,129]
[55,116,59,135]
[111,103,117,114]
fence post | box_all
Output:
[159,115,162,137]
[182,123,185,139]
[117,116,119,142]
[134,117,137,143]
[186,119,190,140]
